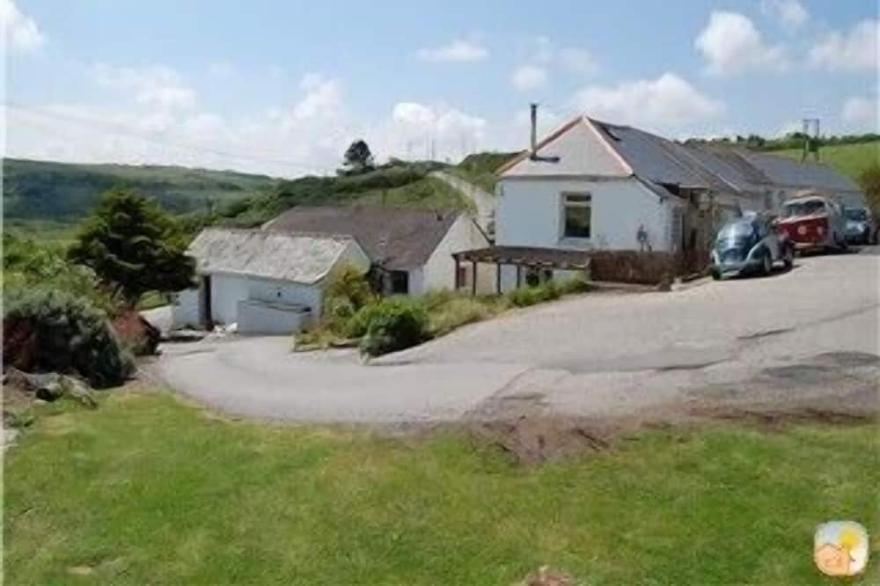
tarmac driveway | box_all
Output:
[154,248,880,424]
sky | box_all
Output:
[2,0,878,178]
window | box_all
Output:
[388,271,409,295]
[525,267,553,287]
[562,193,591,239]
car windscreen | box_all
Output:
[717,222,754,242]
[783,200,825,217]
[845,208,867,221]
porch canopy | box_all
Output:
[452,245,592,294]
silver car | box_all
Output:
[844,207,878,245]
[711,213,794,279]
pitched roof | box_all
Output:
[263,206,461,270]
[188,228,363,284]
[735,149,861,192]
[506,115,862,197]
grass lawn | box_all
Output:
[4,391,878,584]
[774,141,880,183]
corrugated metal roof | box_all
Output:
[188,228,362,284]
[736,150,861,192]
[586,118,863,197]
[263,206,463,270]
[591,120,729,190]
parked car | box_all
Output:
[775,195,847,253]
[710,213,793,279]
[843,207,878,245]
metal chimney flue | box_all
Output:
[530,102,538,154]
[528,103,559,163]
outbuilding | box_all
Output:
[172,228,370,334]
[263,206,494,295]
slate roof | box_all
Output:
[534,116,862,197]
[188,228,363,284]
[263,206,461,271]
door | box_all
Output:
[200,275,213,328]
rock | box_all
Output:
[3,367,97,408]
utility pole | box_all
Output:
[802,118,821,162]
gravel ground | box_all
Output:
[153,248,879,425]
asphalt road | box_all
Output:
[154,248,879,424]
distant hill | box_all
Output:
[2,158,279,221]
[769,141,880,183]
[218,160,470,227]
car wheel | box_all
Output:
[783,246,794,269]
[711,269,721,280]
[762,252,772,276]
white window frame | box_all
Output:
[560,192,592,241]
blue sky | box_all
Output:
[4,0,877,177]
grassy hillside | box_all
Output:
[2,158,279,221]
[219,160,472,227]
[448,151,520,192]
[770,141,880,182]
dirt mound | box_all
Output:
[474,415,622,465]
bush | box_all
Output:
[428,297,495,336]
[506,281,561,307]
[3,288,134,387]
[3,233,119,315]
[324,265,375,311]
[358,298,430,357]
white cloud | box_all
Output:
[286,73,344,123]
[571,73,724,134]
[1,0,45,53]
[557,47,599,75]
[809,19,879,73]
[417,38,488,62]
[93,64,197,111]
[385,102,486,160]
[695,11,789,75]
[842,96,878,131]
[510,65,548,92]
[761,0,808,31]
[7,66,361,177]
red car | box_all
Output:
[775,195,847,254]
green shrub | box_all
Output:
[555,276,593,295]
[324,265,375,311]
[3,288,134,388]
[358,298,430,357]
[428,297,495,336]
[3,233,119,315]
[506,281,561,307]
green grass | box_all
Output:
[356,176,474,211]
[773,141,880,182]
[3,218,80,245]
[449,151,520,192]
[5,391,878,584]
[3,157,277,222]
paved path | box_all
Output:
[430,171,494,233]
[155,249,879,424]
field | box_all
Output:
[773,141,880,182]
[5,390,878,584]
[3,158,278,222]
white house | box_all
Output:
[263,206,494,295]
[172,229,370,334]
[472,113,867,291]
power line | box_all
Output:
[4,101,327,172]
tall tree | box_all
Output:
[341,139,374,175]
[68,188,195,306]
